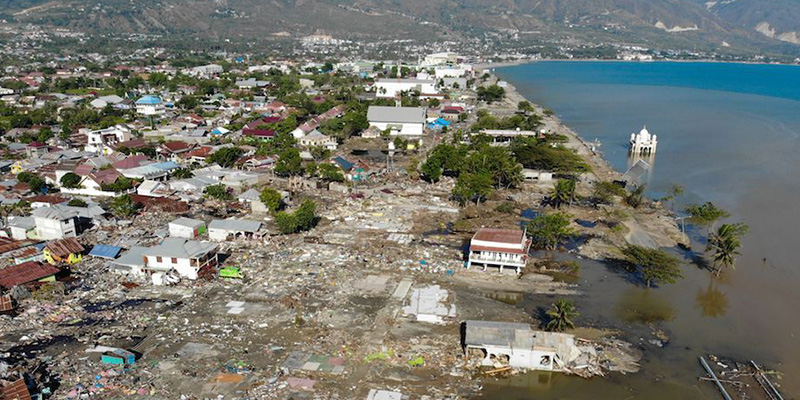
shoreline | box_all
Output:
[474,58,800,71]
[478,71,690,254]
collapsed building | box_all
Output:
[463,320,581,371]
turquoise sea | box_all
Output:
[478,61,800,399]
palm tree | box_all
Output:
[550,178,576,209]
[545,299,579,332]
[706,223,748,276]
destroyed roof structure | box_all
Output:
[208,219,262,241]
[463,320,581,372]
[622,159,650,187]
[402,285,457,324]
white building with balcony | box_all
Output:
[85,124,132,153]
[142,237,218,280]
[466,228,531,274]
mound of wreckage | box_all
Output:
[463,320,641,377]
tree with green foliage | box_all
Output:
[209,147,243,168]
[463,145,523,189]
[550,178,576,208]
[274,148,303,177]
[17,172,47,193]
[685,202,730,227]
[305,162,319,177]
[545,299,579,332]
[621,245,683,288]
[177,95,199,110]
[60,172,83,189]
[707,223,749,276]
[510,137,590,174]
[110,195,138,218]
[309,146,330,161]
[67,198,87,207]
[420,158,443,182]
[274,199,318,234]
[626,185,647,209]
[101,177,136,193]
[204,184,233,201]
[259,188,283,213]
[171,168,194,179]
[660,184,685,211]
[518,101,534,113]
[526,212,575,250]
[477,85,505,103]
[591,181,627,205]
[318,163,345,182]
[451,172,493,206]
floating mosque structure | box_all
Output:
[630,126,657,155]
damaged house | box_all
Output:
[463,320,580,372]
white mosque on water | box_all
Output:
[629,126,658,155]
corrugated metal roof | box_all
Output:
[367,106,426,124]
[208,219,262,232]
[45,237,85,258]
[89,244,122,259]
[0,261,60,288]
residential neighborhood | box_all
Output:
[0,46,747,400]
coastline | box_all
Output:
[478,70,690,255]
[475,58,800,71]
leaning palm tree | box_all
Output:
[550,178,576,209]
[545,299,579,332]
[706,223,748,276]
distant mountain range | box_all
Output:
[1,0,798,55]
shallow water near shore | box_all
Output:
[478,61,800,399]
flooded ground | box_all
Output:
[479,61,800,399]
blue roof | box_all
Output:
[89,244,123,259]
[333,156,354,171]
[151,161,179,170]
[136,95,163,105]
[434,118,451,126]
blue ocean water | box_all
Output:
[480,61,800,399]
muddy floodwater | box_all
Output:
[479,61,800,399]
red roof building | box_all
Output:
[0,261,60,289]
[467,228,532,274]
[160,141,193,155]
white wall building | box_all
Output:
[374,78,436,98]
[85,125,132,153]
[208,219,263,241]
[464,320,581,371]
[434,65,472,79]
[466,228,531,274]
[367,106,426,136]
[142,238,218,280]
[298,129,337,150]
[186,64,223,78]
[136,95,165,117]
[421,52,459,67]
[32,206,79,240]
[630,126,658,154]
[168,217,206,239]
